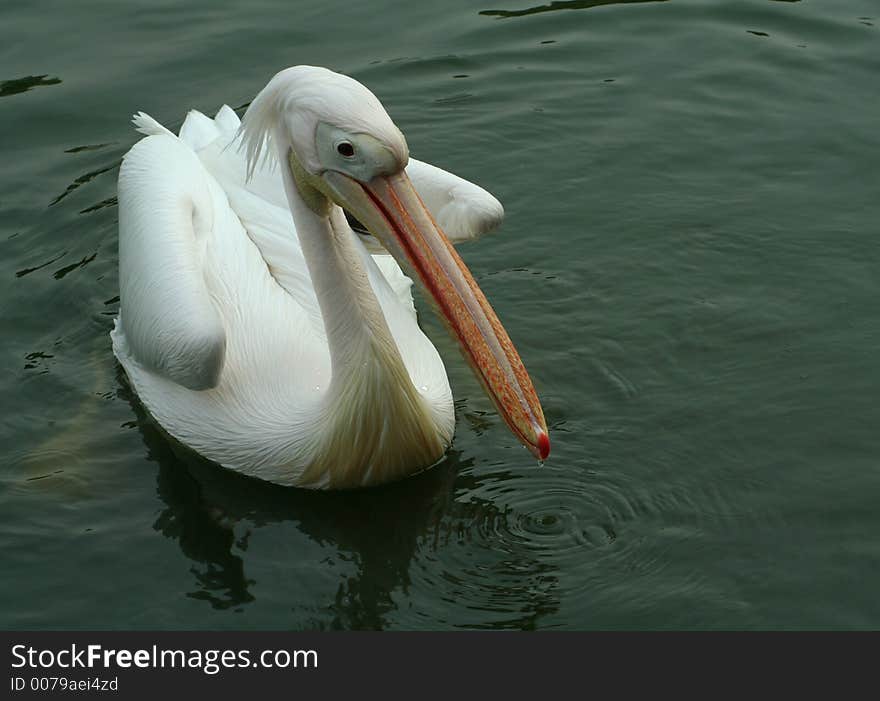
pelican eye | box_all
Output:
[337,141,355,158]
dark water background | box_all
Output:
[2,0,879,629]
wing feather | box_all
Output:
[405,158,504,241]
[113,130,227,390]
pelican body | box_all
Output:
[112,66,549,489]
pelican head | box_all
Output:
[240,66,550,461]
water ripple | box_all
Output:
[49,164,117,207]
[480,0,668,20]
[399,469,647,627]
[0,75,61,98]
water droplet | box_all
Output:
[419,385,428,393]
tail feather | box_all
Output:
[132,112,175,138]
[179,109,220,151]
[214,104,241,134]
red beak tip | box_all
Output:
[537,431,551,461]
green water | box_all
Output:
[2,0,879,630]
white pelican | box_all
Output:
[112,66,549,489]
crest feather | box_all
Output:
[236,78,282,181]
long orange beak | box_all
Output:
[324,169,550,460]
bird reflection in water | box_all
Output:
[121,372,560,629]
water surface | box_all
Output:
[2,0,879,629]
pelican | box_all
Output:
[111,66,549,489]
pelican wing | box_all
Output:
[114,120,229,391]
[405,158,504,242]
